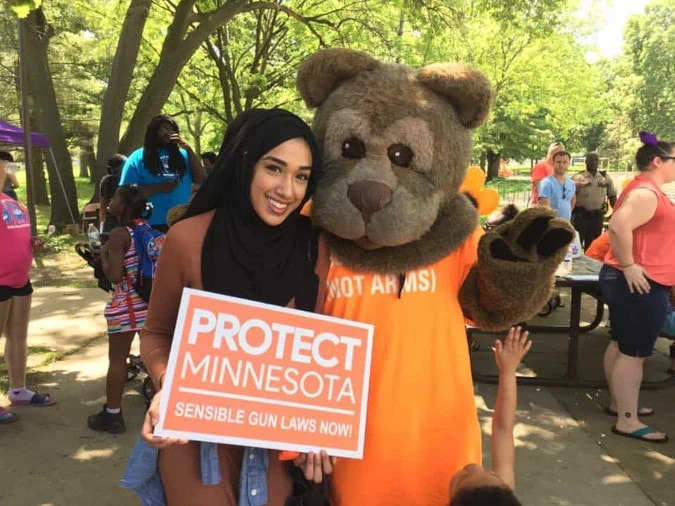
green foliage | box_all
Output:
[7,0,42,18]
[598,0,675,171]
[0,0,633,192]
[623,0,675,140]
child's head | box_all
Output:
[109,185,151,225]
[449,464,521,506]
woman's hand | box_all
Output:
[293,451,336,484]
[169,133,193,152]
[623,264,651,294]
[30,236,45,255]
[141,388,189,449]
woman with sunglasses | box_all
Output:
[600,132,675,444]
[119,115,205,232]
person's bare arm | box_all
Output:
[101,227,130,283]
[571,194,576,210]
[170,133,205,185]
[606,178,618,209]
[492,327,531,490]
[7,173,19,189]
[608,189,657,294]
[99,196,109,225]
[538,197,550,207]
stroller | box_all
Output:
[75,242,156,407]
[126,354,156,406]
[75,242,112,293]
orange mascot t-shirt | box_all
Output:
[324,230,483,506]
[585,231,610,262]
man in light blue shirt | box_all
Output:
[120,115,205,231]
[538,150,576,220]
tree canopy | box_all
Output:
[1,0,669,224]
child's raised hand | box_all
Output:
[494,326,531,375]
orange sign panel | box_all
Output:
[155,288,374,459]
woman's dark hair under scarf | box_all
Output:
[183,109,321,311]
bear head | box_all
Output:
[297,48,494,273]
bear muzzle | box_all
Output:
[347,180,393,224]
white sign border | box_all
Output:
[155,287,374,460]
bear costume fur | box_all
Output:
[297,48,574,506]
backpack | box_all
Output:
[131,222,165,302]
[75,243,113,293]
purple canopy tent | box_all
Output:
[0,119,49,147]
[0,119,77,229]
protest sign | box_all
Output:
[155,288,374,459]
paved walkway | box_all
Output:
[1,285,673,505]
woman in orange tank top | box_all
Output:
[600,132,675,444]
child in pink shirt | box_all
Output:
[0,178,55,424]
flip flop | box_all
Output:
[604,406,654,417]
[0,406,18,424]
[611,425,668,444]
[9,392,56,407]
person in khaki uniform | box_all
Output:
[572,152,617,249]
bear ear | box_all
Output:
[297,48,380,108]
[417,63,494,129]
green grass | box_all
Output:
[486,177,531,197]
[12,169,95,235]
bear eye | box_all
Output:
[341,138,366,159]
[388,144,413,168]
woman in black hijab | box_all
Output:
[137,109,332,506]
[183,108,322,311]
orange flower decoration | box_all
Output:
[459,166,500,216]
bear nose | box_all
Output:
[347,180,393,223]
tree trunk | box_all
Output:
[79,144,96,179]
[31,148,49,206]
[25,8,78,230]
[79,149,89,178]
[193,110,202,155]
[119,0,250,152]
[486,150,501,182]
[479,152,487,171]
[93,0,152,202]
[28,106,49,206]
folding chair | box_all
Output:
[81,202,100,231]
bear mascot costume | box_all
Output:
[296,48,574,505]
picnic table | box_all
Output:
[470,256,674,389]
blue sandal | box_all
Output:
[611,425,668,443]
[0,406,18,424]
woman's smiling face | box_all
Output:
[249,138,313,226]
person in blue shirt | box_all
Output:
[538,151,576,220]
[120,115,205,232]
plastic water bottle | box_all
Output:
[561,248,573,274]
[87,223,101,250]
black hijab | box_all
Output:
[183,109,321,311]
